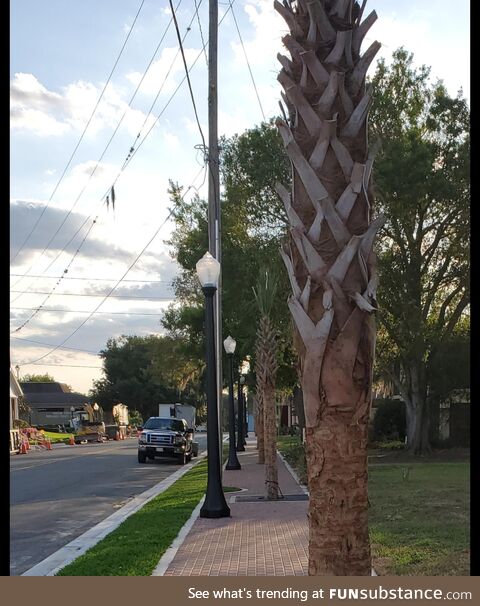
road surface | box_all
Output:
[10,435,207,575]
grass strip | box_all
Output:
[276,435,470,575]
[31,430,74,444]
[57,460,209,576]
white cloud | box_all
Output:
[230,0,286,70]
[125,46,203,97]
[10,72,156,138]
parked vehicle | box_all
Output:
[138,417,195,464]
[157,404,199,457]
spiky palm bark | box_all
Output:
[254,271,280,499]
[253,367,265,464]
[275,0,383,575]
[256,315,279,498]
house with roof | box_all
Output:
[20,381,89,427]
[10,367,24,453]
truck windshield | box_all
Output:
[143,418,185,432]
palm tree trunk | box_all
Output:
[275,0,383,575]
[263,382,279,498]
[255,392,265,463]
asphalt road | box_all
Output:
[10,435,207,575]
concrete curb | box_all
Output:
[151,435,230,576]
[21,450,208,577]
[277,449,309,495]
[151,495,206,576]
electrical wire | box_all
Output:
[11,307,165,316]
[11,0,209,324]
[229,1,266,121]
[12,336,99,355]
[18,164,207,364]
[10,274,169,283]
[11,1,236,337]
[194,0,208,68]
[10,0,147,265]
[11,291,174,300]
[11,0,185,294]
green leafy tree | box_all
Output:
[371,49,470,454]
[21,373,56,383]
[163,124,295,397]
[90,335,200,419]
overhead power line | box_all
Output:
[10,1,237,339]
[18,165,206,364]
[22,363,103,369]
[11,290,174,300]
[11,307,165,316]
[10,0,147,265]
[11,0,185,296]
[229,2,266,121]
[12,336,99,355]
[10,0,203,317]
[10,274,169,283]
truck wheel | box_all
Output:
[138,451,147,463]
[178,452,187,465]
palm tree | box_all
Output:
[275,0,384,574]
[253,269,280,499]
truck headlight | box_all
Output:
[138,433,148,445]
[174,436,184,445]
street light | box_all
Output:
[196,252,230,518]
[236,374,245,452]
[223,336,241,471]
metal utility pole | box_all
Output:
[207,0,223,470]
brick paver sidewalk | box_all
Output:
[157,438,308,576]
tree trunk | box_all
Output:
[275,0,383,575]
[264,383,279,499]
[406,362,431,454]
[255,392,265,463]
[306,415,370,575]
[293,385,306,435]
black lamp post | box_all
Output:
[224,336,241,470]
[196,252,230,518]
[236,375,245,452]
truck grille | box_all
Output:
[148,433,172,445]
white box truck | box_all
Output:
[158,403,196,429]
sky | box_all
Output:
[10,0,470,394]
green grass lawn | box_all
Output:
[31,430,74,444]
[276,435,470,576]
[56,458,238,576]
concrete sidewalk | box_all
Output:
[154,438,309,576]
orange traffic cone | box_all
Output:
[25,440,30,451]
[19,441,27,455]
[47,439,52,450]
[69,435,75,446]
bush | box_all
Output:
[372,398,406,442]
[13,419,30,429]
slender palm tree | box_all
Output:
[253,379,265,463]
[275,0,383,574]
[253,269,280,499]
